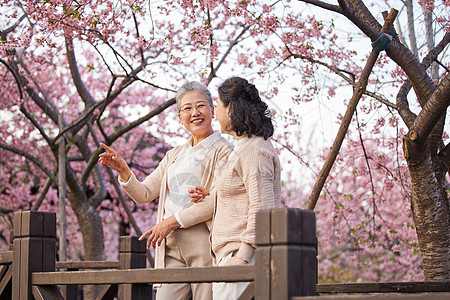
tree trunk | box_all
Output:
[70,196,106,299]
[66,167,105,299]
[404,138,450,280]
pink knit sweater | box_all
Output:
[179,136,281,263]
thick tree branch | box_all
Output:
[31,175,54,211]
[397,32,450,135]
[19,104,54,147]
[106,97,176,144]
[0,143,58,186]
[132,11,145,63]
[410,73,450,146]
[297,0,341,13]
[316,0,438,107]
[0,13,27,37]
[65,36,96,106]
[422,32,450,70]
[335,0,379,38]
[0,58,23,99]
[53,101,103,142]
[73,134,106,208]
[396,80,417,129]
[345,0,382,32]
[306,9,398,210]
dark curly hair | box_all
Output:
[218,76,274,139]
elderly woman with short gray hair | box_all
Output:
[98,81,233,300]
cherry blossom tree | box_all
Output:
[0,1,449,295]
[291,0,450,281]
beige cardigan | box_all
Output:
[178,136,281,264]
[121,135,233,268]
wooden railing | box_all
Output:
[1,209,449,299]
[1,208,318,300]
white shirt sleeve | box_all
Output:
[118,172,133,186]
[174,212,185,228]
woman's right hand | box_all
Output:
[98,142,131,182]
[188,186,209,203]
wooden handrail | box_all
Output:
[13,209,318,300]
[0,251,13,265]
[55,260,119,269]
[316,281,450,293]
[33,265,255,285]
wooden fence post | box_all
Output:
[118,236,151,300]
[255,208,317,300]
[12,211,57,300]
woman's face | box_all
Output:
[216,97,231,134]
[178,90,214,138]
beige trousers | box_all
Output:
[212,252,255,300]
[156,222,212,300]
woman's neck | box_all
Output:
[191,128,214,146]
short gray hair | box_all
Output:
[175,81,213,113]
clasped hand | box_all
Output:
[138,188,210,249]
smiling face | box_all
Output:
[178,90,214,143]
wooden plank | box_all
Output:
[119,253,132,269]
[43,212,56,238]
[95,284,118,300]
[0,264,12,296]
[56,260,119,269]
[33,265,255,285]
[118,253,146,269]
[21,211,45,237]
[0,265,8,278]
[119,236,146,253]
[60,283,79,300]
[32,285,64,300]
[0,251,13,264]
[316,282,450,293]
[20,237,44,300]
[300,246,317,296]
[270,208,316,246]
[118,236,149,300]
[13,212,22,238]
[293,292,450,300]
[271,245,295,299]
[254,247,270,300]
[12,239,21,299]
[271,245,317,299]
[255,209,271,246]
[42,238,56,272]
[238,281,254,300]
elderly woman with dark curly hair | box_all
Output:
[187,76,281,299]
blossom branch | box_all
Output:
[298,0,342,13]
[288,51,397,109]
[0,143,58,186]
